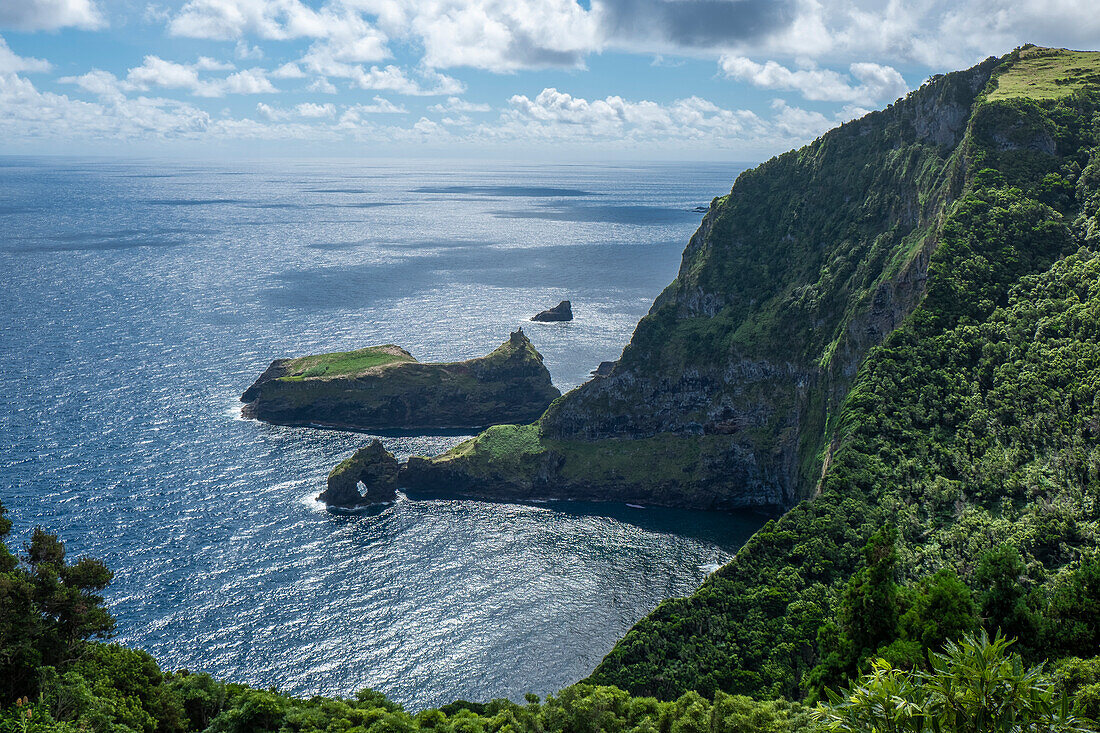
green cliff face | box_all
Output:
[240,330,560,431]
[400,46,1100,702]
[587,46,1100,700]
[404,54,1002,509]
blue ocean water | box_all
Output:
[0,157,762,709]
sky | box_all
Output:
[0,0,1098,160]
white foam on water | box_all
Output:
[300,494,327,513]
[698,562,721,575]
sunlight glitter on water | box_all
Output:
[0,157,762,709]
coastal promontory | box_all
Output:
[241,330,560,431]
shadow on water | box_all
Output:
[399,493,769,554]
[493,204,702,225]
[411,185,595,197]
[259,240,682,310]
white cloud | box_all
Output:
[235,40,264,59]
[393,0,600,71]
[120,56,277,97]
[354,96,407,113]
[127,56,207,92]
[158,0,1100,77]
[413,116,443,135]
[166,0,596,72]
[3,71,212,143]
[196,56,235,71]
[0,37,51,75]
[256,101,279,119]
[295,101,335,117]
[307,76,338,93]
[719,56,908,104]
[271,62,305,78]
[430,96,491,113]
[348,64,464,96]
[223,68,277,93]
[0,0,104,31]
[501,87,763,142]
[169,0,331,40]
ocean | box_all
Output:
[0,156,763,709]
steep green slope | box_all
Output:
[588,47,1100,700]
[403,55,1003,510]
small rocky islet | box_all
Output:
[240,329,560,433]
[531,300,573,322]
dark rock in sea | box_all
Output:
[319,440,399,507]
[241,330,560,431]
[692,206,709,213]
[532,300,573,322]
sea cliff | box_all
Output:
[401,55,1003,510]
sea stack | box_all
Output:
[318,440,400,507]
[532,300,573,322]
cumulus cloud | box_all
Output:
[235,40,264,59]
[719,56,908,104]
[62,56,278,99]
[167,0,596,72]
[344,64,464,96]
[0,37,52,75]
[169,0,331,40]
[501,87,762,142]
[271,62,305,78]
[352,96,407,113]
[0,0,104,31]
[158,0,1100,76]
[222,68,277,93]
[296,101,335,117]
[307,77,338,93]
[3,71,212,144]
[390,0,599,71]
[430,96,491,113]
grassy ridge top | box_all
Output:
[279,344,415,380]
[986,46,1100,101]
[277,331,544,382]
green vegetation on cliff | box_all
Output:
[587,47,1100,702]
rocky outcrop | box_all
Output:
[241,330,560,431]
[319,440,400,507]
[396,57,1005,511]
[531,300,573,322]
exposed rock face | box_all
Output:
[531,300,573,322]
[319,440,399,507]
[241,330,560,431]
[396,57,1004,511]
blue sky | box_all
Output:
[1,0,1097,160]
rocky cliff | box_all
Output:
[241,330,560,431]
[401,55,1003,510]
